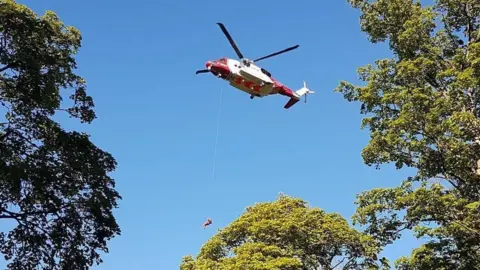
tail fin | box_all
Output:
[283,81,314,109]
[284,98,299,109]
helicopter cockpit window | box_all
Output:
[218,58,227,64]
[261,68,272,77]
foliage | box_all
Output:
[337,0,480,268]
[180,195,388,270]
[0,0,121,269]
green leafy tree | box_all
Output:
[0,1,121,269]
[180,195,388,270]
[337,0,480,268]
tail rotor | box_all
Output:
[297,81,314,103]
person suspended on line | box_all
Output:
[202,218,212,229]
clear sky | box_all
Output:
[7,0,424,269]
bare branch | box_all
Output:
[342,256,359,269]
[331,257,346,269]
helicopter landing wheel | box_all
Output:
[250,95,254,99]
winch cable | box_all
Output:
[211,87,223,182]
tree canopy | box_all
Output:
[337,0,480,268]
[0,0,121,269]
[181,195,388,270]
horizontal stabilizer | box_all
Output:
[284,98,299,109]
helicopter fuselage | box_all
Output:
[205,57,295,99]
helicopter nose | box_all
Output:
[206,61,212,69]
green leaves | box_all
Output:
[0,1,120,269]
[182,195,385,270]
[341,0,480,268]
[0,0,94,124]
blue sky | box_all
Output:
[5,0,426,269]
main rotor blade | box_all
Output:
[196,69,209,74]
[217,22,244,59]
[253,45,300,62]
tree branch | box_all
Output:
[420,129,464,188]
[331,257,346,269]
[462,3,474,43]
[442,15,463,47]
[1,208,64,218]
[425,73,441,89]
[0,214,17,219]
[342,256,358,269]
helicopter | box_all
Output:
[195,23,314,109]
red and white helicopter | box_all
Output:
[196,23,314,109]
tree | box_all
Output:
[337,0,480,268]
[180,195,388,270]
[0,1,121,269]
